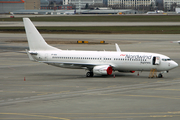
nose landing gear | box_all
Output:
[158,73,163,78]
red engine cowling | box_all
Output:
[93,65,112,75]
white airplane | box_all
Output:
[23,18,178,78]
[172,41,180,44]
[146,10,164,14]
[64,10,76,15]
[64,12,75,15]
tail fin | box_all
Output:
[23,18,60,51]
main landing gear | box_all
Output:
[86,72,94,77]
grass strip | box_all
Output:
[1,15,180,22]
[0,26,180,34]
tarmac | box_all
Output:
[0,33,180,120]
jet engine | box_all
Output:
[93,65,112,75]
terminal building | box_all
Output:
[164,0,180,11]
[0,0,72,13]
[0,0,25,13]
[108,0,156,8]
[25,0,40,10]
[63,0,104,8]
[40,0,72,10]
[0,0,154,14]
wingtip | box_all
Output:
[115,43,121,52]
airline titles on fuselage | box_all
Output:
[124,54,152,64]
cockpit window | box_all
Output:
[162,58,171,61]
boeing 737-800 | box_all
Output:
[23,18,178,78]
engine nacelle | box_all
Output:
[93,65,112,75]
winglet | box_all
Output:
[115,43,121,52]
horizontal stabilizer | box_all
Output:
[26,49,36,61]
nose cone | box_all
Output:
[171,61,178,69]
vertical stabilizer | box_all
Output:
[23,18,59,51]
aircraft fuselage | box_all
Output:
[31,50,178,72]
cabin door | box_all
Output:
[152,56,160,65]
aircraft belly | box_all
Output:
[48,63,83,69]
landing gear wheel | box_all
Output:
[86,72,94,77]
[158,73,163,78]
